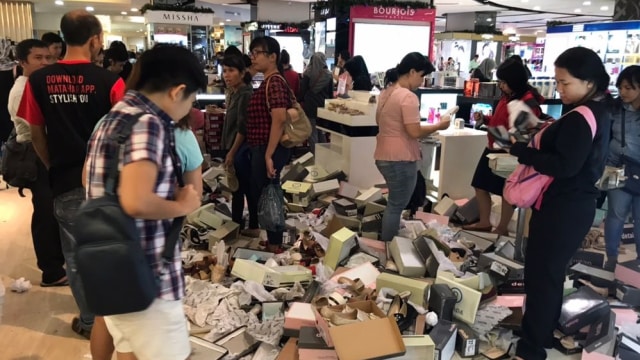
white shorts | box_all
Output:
[104,298,190,360]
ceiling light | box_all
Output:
[86,6,94,11]
[121,11,127,15]
[574,8,582,13]
[601,6,609,11]
[219,22,225,25]
[533,6,541,10]
[54,0,64,5]
[521,0,528,2]
[131,7,138,11]
[226,19,231,22]
[481,34,494,39]
[583,1,591,5]
[486,18,492,22]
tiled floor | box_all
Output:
[0,185,635,359]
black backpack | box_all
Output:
[1,128,37,196]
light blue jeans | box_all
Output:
[54,187,94,331]
[604,188,640,259]
[376,160,418,242]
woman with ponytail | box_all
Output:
[512,46,612,360]
[374,53,450,241]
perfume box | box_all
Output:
[433,197,458,217]
[376,272,432,308]
[615,281,640,306]
[558,286,610,335]
[232,247,275,263]
[361,214,382,233]
[304,165,329,183]
[332,198,358,217]
[429,284,456,322]
[615,259,640,289]
[338,181,360,199]
[333,214,361,232]
[583,310,616,353]
[455,322,480,358]
[212,326,261,359]
[297,327,338,360]
[188,203,228,229]
[189,336,229,360]
[281,163,309,183]
[312,179,340,197]
[355,187,383,208]
[429,320,457,360]
[390,236,427,278]
[284,303,318,338]
[231,259,312,288]
[364,201,386,216]
[478,252,524,281]
[324,227,358,271]
[292,152,314,167]
[389,335,435,360]
[435,275,482,325]
[207,221,239,249]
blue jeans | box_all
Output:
[376,160,418,241]
[604,188,640,259]
[54,187,94,331]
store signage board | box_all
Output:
[548,20,640,34]
[350,5,436,23]
[144,10,215,26]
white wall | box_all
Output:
[34,12,61,33]
[258,0,310,23]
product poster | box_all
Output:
[478,41,497,62]
[224,26,243,48]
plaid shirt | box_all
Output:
[85,90,185,301]
[246,73,291,146]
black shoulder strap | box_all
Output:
[102,111,186,263]
[621,105,626,150]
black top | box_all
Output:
[300,72,333,119]
[510,100,611,203]
[21,61,125,195]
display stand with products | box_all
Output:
[143,10,215,66]
[316,91,382,189]
[456,95,565,125]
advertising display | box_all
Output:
[544,21,640,80]
[349,6,436,73]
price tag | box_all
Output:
[490,261,509,277]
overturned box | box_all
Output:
[231,259,312,288]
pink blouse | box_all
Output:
[374,85,421,161]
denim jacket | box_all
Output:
[608,103,640,167]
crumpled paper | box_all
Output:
[270,282,305,301]
[10,277,31,293]
[471,304,513,340]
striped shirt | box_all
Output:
[84,90,184,301]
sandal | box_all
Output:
[41,276,69,287]
[462,223,493,232]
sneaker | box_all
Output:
[71,316,91,340]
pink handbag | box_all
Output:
[503,106,597,210]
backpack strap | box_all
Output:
[571,105,597,139]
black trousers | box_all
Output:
[516,196,595,360]
[248,144,291,245]
[31,156,66,283]
[230,144,254,228]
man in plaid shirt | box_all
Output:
[84,44,205,360]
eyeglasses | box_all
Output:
[250,50,268,57]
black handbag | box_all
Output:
[1,127,38,196]
[73,112,186,316]
[620,108,640,195]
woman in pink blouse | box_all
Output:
[375,52,451,241]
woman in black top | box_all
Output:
[300,52,333,153]
[343,55,372,91]
[511,47,611,360]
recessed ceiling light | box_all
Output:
[533,5,541,10]
[86,6,94,11]
[225,19,231,22]
[54,0,64,5]
[574,8,582,13]
[583,1,591,5]
[521,0,528,2]
[121,11,127,15]
[486,18,492,22]
[601,6,609,11]
[131,7,138,12]
[219,22,225,25]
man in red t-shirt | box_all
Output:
[17,9,125,347]
[280,49,300,100]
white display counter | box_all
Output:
[423,128,488,200]
[316,91,383,189]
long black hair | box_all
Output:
[554,47,610,105]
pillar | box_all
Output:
[0,1,34,42]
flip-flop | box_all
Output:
[41,276,69,287]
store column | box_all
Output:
[614,0,640,21]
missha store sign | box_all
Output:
[144,10,215,26]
